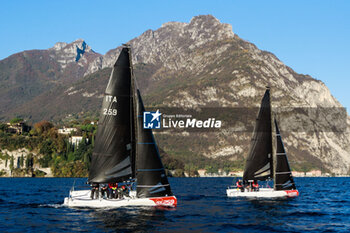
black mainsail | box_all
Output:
[243,88,273,181]
[88,48,134,183]
[274,119,296,190]
[88,46,173,198]
[135,90,173,198]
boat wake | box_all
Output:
[39,203,65,209]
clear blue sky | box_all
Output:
[0,0,349,111]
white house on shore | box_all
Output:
[58,127,77,135]
[69,136,88,148]
[305,170,322,177]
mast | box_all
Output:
[269,87,277,189]
[126,44,137,179]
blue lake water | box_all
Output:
[0,177,349,232]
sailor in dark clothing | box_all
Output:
[121,185,129,197]
[100,183,109,198]
[90,183,99,199]
[117,186,123,199]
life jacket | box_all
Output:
[109,183,118,190]
[253,182,259,188]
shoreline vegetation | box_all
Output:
[0,118,346,178]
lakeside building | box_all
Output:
[58,127,77,135]
[197,169,207,177]
[197,170,244,177]
[292,171,305,177]
[6,122,31,134]
[228,171,244,177]
[69,136,88,148]
[305,170,322,177]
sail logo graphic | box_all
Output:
[143,110,162,129]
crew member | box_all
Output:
[252,180,259,192]
[121,185,129,197]
[90,183,99,199]
[236,179,244,192]
[100,183,109,198]
[108,183,118,199]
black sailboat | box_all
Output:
[227,87,298,197]
[65,46,176,207]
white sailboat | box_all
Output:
[64,46,177,208]
[227,87,299,198]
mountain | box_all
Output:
[0,39,101,117]
[0,15,349,174]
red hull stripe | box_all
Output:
[285,190,299,197]
[150,196,177,207]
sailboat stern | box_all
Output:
[285,189,299,197]
[149,196,177,207]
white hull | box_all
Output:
[226,188,299,198]
[63,190,177,208]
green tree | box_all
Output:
[9,155,14,171]
[20,154,24,168]
[26,153,33,168]
[0,123,8,132]
[40,139,54,155]
[67,152,75,162]
[5,153,9,167]
[39,154,52,168]
[34,120,54,135]
[10,117,23,124]
[205,165,218,174]
[184,163,199,177]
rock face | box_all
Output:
[0,148,53,177]
[0,39,101,116]
[49,39,97,69]
[85,15,234,75]
[0,15,349,174]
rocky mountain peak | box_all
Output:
[51,42,68,51]
[188,14,234,38]
[85,15,235,75]
[50,39,92,52]
[48,39,99,69]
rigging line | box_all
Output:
[137,168,164,172]
[137,184,170,187]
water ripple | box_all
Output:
[1,177,350,232]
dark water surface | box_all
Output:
[0,177,349,232]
